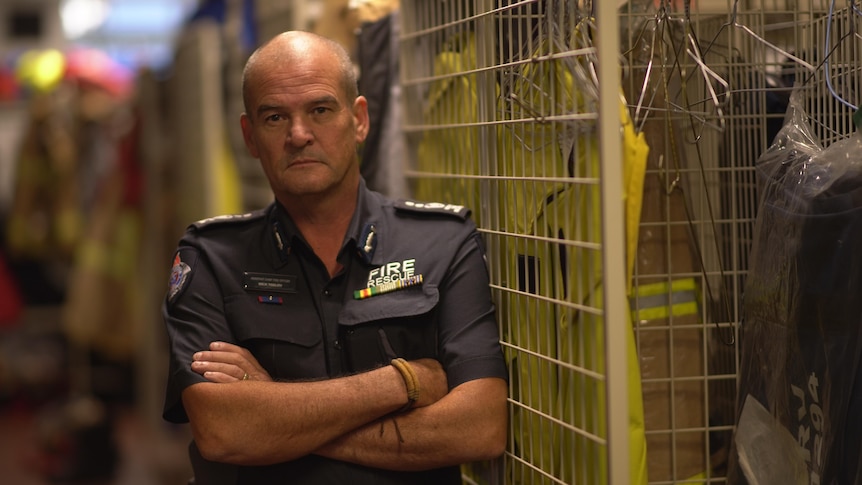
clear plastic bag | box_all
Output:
[729,88,862,484]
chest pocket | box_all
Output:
[224,293,326,380]
[338,285,439,373]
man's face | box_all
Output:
[240,49,368,201]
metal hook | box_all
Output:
[823,0,859,111]
[624,0,731,137]
[701,0,816,74]
[657,133,736,347]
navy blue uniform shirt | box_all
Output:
[162,179,507,484]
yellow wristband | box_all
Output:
[391,358,420,412]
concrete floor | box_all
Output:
[0,305,192,485]
[0,401,192,485]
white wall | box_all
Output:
[0,0,66,58]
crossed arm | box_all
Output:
[182,341,508,470]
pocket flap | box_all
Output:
[225,294,321,347]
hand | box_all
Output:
[407,358,448,408]
[191,341,272,383]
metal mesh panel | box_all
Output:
[619,2,857,483]
[402,2,612,483]
[399,0,859,483]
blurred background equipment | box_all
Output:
[4,0,862,484]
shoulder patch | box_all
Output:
[394,200,471,220]
[167,247,198,304]
[189,211,264,231]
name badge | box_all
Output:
[243,272,297,293]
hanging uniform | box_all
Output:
[356,12,409,198]
[6,92,82,275]
[415,33,487,225]
[624,60,711,480]
[499,28,649,484]
[728,99,862,485]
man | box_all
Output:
[161,31,508,484]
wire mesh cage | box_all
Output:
[399,0,862,483]
[403,1,620,483]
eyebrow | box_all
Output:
[309,95,339,106]
[255,104,279,118]
[255,95,341,118]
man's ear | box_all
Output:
[240,113,259,158]
[353,95,370,144]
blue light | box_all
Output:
[66,0,199,70]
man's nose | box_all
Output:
[286,118,313,146]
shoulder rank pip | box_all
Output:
[394,200,471,220]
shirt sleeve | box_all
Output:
[436,231,508,389]
[162,244,235,423]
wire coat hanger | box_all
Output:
[625,0,735,344]
[824,0,860,111]
[701,0,816,73]
[625,0,730,137]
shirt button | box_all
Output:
[334,340,342,350]
[323,289,332,297]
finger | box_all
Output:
[194,344,272,382]
[200,345,269,376]
[192,360,243,377]
[201,371,240,383]
[209,341,251,357]
[193,350,245,366]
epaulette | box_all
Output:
[188,210,266,231]
[394,200,471,220]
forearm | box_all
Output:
[315,377,508,470]
[182,364,408,465]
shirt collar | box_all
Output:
[267,178,384,266]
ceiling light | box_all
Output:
[60,0,111,40]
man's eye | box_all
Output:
[312,107,329,115]
[265,114,284,122]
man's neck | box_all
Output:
[278,185,359,277]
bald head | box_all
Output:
[242,31,358,115]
